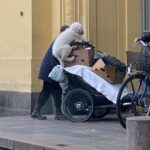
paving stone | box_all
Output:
[13,141,44,150]
[0,138,13,150]
[0,115,126,150]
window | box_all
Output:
[142,0,150,32]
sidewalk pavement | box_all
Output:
[0,115,126,150]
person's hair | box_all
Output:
[60,25,69,33]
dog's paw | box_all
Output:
[63,56,75,62]
[69,56,75,62]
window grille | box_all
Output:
[142,0,150,32]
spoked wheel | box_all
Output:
[116,73,150,129]
[63,89,94,122]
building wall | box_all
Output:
[0,0,32,115]
[32,0,52,92]
[0,0,32,92]
[89,0,141,62]
[0,0,142,115]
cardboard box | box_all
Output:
[91,58,126,84]
[64,49,94,67]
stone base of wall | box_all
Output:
[0,91,54,116]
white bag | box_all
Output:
[48,65,65,82]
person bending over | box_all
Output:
[31,25,69,120]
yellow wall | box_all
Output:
[0,0,32,92]
[32,0,52,92]
[89,0,141,62]
[31,0,90,91]
[0,0,142,93]
[126,0,142,51]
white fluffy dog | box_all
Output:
[52,22,84,67]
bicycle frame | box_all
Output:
[116,40,150,128]
[130,73,150,116]
[131,75,144,101]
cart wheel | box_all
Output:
[63,89,94,122]
[91,108,110,118]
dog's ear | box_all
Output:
[70,22,83,34]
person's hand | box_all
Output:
[134,37,141,45]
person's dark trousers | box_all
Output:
[32,81,63,120]
[38,81,62,110]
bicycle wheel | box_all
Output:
[63,89,94,122]
[116,73,150,129]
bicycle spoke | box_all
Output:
[116,73,150,128]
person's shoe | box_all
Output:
[31,113,47,120]
[31,104,47,120]
[55,112,66,120]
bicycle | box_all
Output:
[116,41,150,129]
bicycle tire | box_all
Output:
[116,73,147,129]
[63,88,94,122]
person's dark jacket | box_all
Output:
[38,41,60,82]
[141,32,150,42]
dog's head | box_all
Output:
[70,22,84,35]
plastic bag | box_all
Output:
[48,65,65,82]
